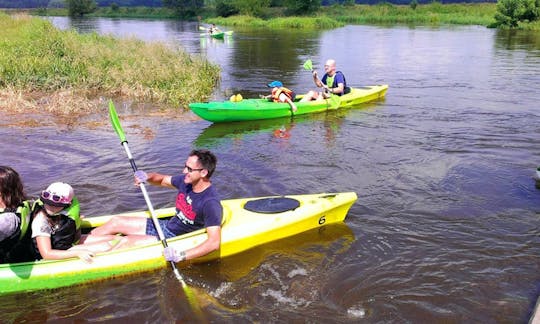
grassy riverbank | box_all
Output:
[326,3,498,26]
[22,3,540,30]
[208,14,344,29]
[208,3,498,28]
[0,13,220,114]
[29,3,499,28]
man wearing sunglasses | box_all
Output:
[90,149,222,263]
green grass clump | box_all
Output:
[208,14,343,29]
[325,3,498,26]
[0,12,220,113]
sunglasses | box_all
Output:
[184,164,203,173]
[41,191,64,203]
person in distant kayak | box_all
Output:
[31,182,121,263]
[300,59,349,102]
[90,149,222,263]
[0,166,33,263]
[209,24,220,34]
[262,80,298,113]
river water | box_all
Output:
[1,17,539,322]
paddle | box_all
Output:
[108,100,188,288]
[327,92,341,109]
[303,59,313,72]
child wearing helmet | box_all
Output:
[31,182,121,263]
[261,80,298,113]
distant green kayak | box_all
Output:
[210,31,225,39]
[189,85,388,123]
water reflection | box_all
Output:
[199,33,234,50]
[194,109,350,150]
[494,29,540,51]
[8,17,540,322]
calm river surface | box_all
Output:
[1,17,539,323]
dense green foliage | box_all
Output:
[0,13,220,111]
[0,0,162,7]
[325,2,498,25]
[66,0,97,16]
[209,14,343,28]
[162,0,204,17]
[494,0,540,27]
[284,0,322,15]
[215,0,240,17]
[232,0,271,16]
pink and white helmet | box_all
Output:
[41,182,74,207]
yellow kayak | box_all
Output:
[0,192,357,294]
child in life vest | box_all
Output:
[262,80,298,113]
[31,182,123,263]
[0,166,32,263]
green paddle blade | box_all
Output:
[327,94,341,109]
[303,59,313,71]
[108,100,127,143]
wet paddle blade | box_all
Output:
[108,100,126,143]
[327,94,341,109]
[303,59,313,71]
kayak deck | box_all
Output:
[189,85,388,123]
[0,192,357,294]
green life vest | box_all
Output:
[0,200,36,263]
[325,75,335,89]
[15,200,33,240]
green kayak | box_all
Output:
[189,85,388,123]
[210,31,225,39]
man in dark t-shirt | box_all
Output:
[300,59,348,102]
[90,149,222,263]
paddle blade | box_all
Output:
[108,100,127,143]
[198,26,207,31]
[327,94,341,109]
[303,59,313,71]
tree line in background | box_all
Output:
[0,0,160,8]
[0,0,497,8]
[0,0,538,28]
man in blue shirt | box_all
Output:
[300,59,349,102]
[90,149,222,263]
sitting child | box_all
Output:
[262,80,298,113]
[0,166,33,263]
[31,182,123,263]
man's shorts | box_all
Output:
[145,218,177,239]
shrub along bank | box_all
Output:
[0,12,220,114]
